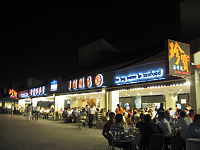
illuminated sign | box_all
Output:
[9,89,18,98]
[68,80,72,90]
[72,79,77,89]
[18,90,29,98]
[115,69,164,85]
[86,76,92,88]
[50,80,58,91]
[78,78,85,89]
[168,39,191,77]
[67,74,104,91]
[29,86,46,97]
[95,74,103,87]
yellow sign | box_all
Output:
[9,89,18,98]
[168,39,191,77]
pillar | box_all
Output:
[107,90,120,112]
[165,91,177,110]
[135,96,142,108]
[194,51,200,113]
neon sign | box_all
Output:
[86,76,92,88]
[50,80,58,91]
[18,90,29,98]
[9,89,18,98]
[72,79,77,89]
[115,69,164,85]
[95,74,103,87]
[78,78,85,89]
[168,39,191,77]
[29,86,46,97]
[67,74,104,91]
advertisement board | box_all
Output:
[167,39,191,77]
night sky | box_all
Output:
[1,0,200,87]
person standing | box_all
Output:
[157,111,171,136]
[27,104,33,120]
[186,114,200,138]
[115,104,125,115]
[11,104,14,115]
[140,114,159,149]
[35,103,40,121]
[88,105,96,128]
[173,110,192,139]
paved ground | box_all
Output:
[0,114,108,150]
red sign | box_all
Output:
[67,74,104,91]
[78,78,85,89]
[86,76,92,88]
[72,80,77,89]
[95,74,103,87]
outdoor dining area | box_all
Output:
[107,127,188,150]
[103,103,200,150]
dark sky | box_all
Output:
[0,0,200,86]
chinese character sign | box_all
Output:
[9,89,18,98]
[168,39,191,77]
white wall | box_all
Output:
[165,91,177,110]
[55,95,65,111]
[108,91,120,112]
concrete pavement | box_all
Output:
[0,114,108,150]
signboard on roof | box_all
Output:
[114,61,166,85]
[18,90,29,99]
[167,39,191,77]
[9,89,18,98]
[67,74,104,91]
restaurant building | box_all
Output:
[17,39,192,113]
[192,51,200,113]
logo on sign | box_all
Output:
[19,90,29,98]
[9,89,18,98]
[168,39,191,77]
[50,80,58,91]
[95,74,103,87]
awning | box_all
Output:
[37,101,54,107]
[0,97,18,102]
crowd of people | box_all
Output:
[3,102,200,149]
[102,103,200,150]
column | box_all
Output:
[194,70,200,113]
[165,91,177,110]
[107,90,120,112]
[135,96,142,108]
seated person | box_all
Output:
[110,114,130,150]
[110,114,124,134]
[140,114,159,149]
[136,113,145,129]
[102,112,115,140]
[173,110,192,139]
[157,111,172,136]
[186,114,200,138]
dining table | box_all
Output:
[186,138,200,150]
